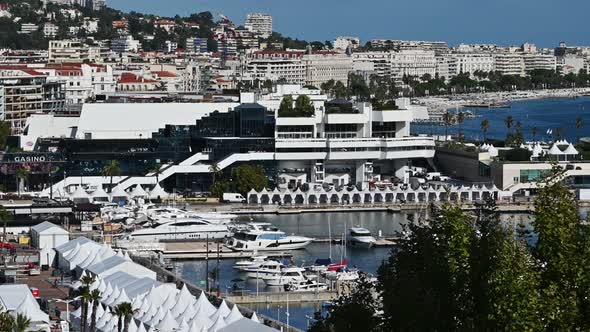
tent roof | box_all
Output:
[148,183,169,199]
[31,221,68,235]
[110,185,129,198]
[564,143,579,155]
[130,185,149,198]
[548,144,564,155]
[72,185,91,199]
[91,186,110,198]
[219,318,279,332]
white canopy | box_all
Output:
[532,144,543,156]
[548,144,564,155]
[487,145,498,157]
[71,185,91,201]
[564,143,579,155]
[91,186,110,200]
[110,185,129,201]
[148,183,169,200]
[130,185,149,198]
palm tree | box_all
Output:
[442,111,454,141]
[504,115,514,134]
[79,275,95,332]
[480,119,490,142]
[15,167,29,195]
[114,302,136,332]
[209,162,221,185]
[576,116,583,142]
[150,163,162,183]
[556,127,563,140]
[0,311,14,331]
[531,126,538,141]
[456,111,465,139]
[13,314,31,332]
[102,160,121,193]
[89,289,102,332]
[78,286,92,332]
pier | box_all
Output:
[226,290,338,304]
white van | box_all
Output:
[222,193,246,203]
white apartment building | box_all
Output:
[302,53,353,87]
[244,13,272,38]
[352,52,392,78]
[390,50,437,82]
[49,40,108,63]
[435,55,451,80]
[523,53,556,72]
[37,64,116,105]
[495,51,525,76]
[334,37,361,51]
[111,36,141,54]
[43,22,58,38]
[449,53,495,77]
[246,51,306,84]
[558,55,586,75]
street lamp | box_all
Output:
[51,296,81,331]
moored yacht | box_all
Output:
[265,267,308,286]
[285,280,329,292]
[226,223,314,252]
[125,219,231,242]
[244,260,284,279]
[346,227,377,248]
[233,255,268,271]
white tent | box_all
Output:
[487,145,498,157]
[110,185,129,202]
[71,185,91,203]
[155,310,179,331]
[532,144,543,157]
[148,183,169,200]
[564,143,579,155]
[130,185,149,198]
[91,186,110,202]
[548,144,564,155]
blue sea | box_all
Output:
[412,96,590,142]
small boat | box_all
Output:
[285,280,329,292]
[265,267,307,286]
[327,258,347,272]
[324,268,360,282]
[233,255,268,271]
[347,228,377,248]
[244,260,284,280]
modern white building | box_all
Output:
[449,53,495,77]
[495,50,525,76]
[523,53,556,72]
[30,221,69,266]
[246,51,306,84]
[49,40,108,63]
[244,13,272,38]
[111,36,141,54]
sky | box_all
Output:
[109,0,590,48]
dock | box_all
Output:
[225,290,338,304]
[161,242,294,260]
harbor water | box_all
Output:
[413,96,590,142]
[177,211,533,330]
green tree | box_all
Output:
[504,115,514,134]
[456,111,465,138]
[15,167,29,195]
[481,119,490,141]
[89,289,102,332]
[277,95,294,117]
[442,111,454,141]
[102,160,121,193]
[232,164,268,196]
[532,165,590,330]
[531,126,538,141]
[333,81,347,99]
[379,204,474,331]
[294,95,315,117]
[114,302,136,332]
[13,314,31,332]
[309,273,381,332]
[0,121,11,150]
[208,162,221,186]
[0,310,14,331]
[576,116,583,141]
[150,163,162,183]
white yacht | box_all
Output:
[125,219,231,242]
[346,227,377,248]
[244,260,284,280]
[285,280,329,292]
[265,267,308,286]
[233,256,268,271]
[226,223,314,252]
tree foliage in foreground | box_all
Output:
[310,165,590,331]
